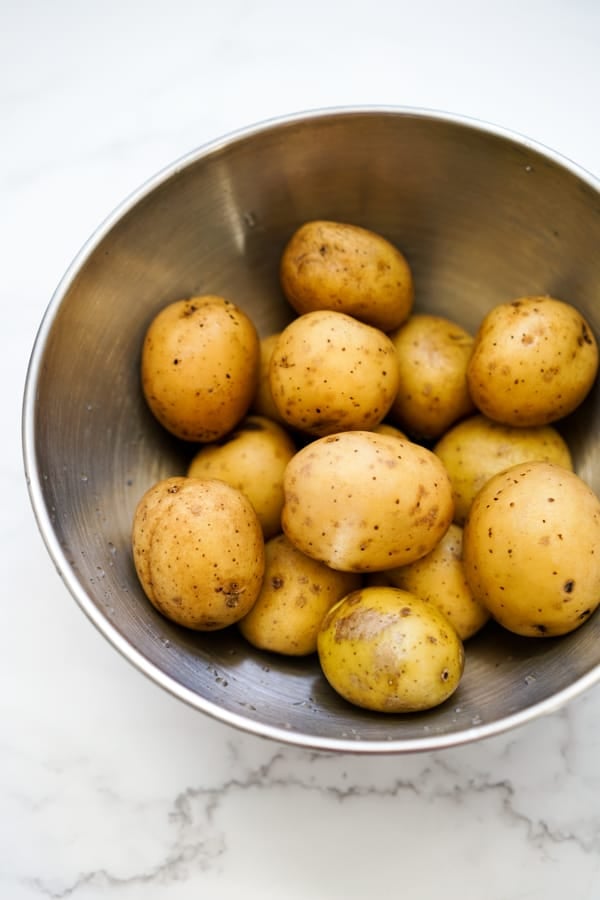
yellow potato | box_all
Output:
[239,534,361,655]
[317,586,464,712]
[141,295,260,441]
[467,295,598,426]
[385,524,489,640]
[463,461,600,637]
[187,415,296,539]
[371,422,409,440]
[433,414,573,525]
[388,314,475,440]
[269,310,400,436]
[280,220,414,332]
[250,332,287,425]
[132,477,265,630]
[282,430,454,572]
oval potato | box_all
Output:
[434,414,573,525]
[269,310,400,436]
[466,295,598,426]
[132,477,265,630]
[282,430,454,572]
[385,524,489,640]
[187,415,296,539]
[462,461,600,637]
[317,586,464,712]
[239,534,361,655]
[280,220,414,332]
[388,314,475,440]
[141,295,260,441]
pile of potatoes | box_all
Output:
[133,220,600,714]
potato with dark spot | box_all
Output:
[280,220,414,332]
[269,310,400,436]
[463,461,600,637]
[141,295,260,441]
[238,534,361,655]
[132,477,265,630]
[385,524,489,640]
[388,314,475,440]
[317,586,464,712]
[187,415,296,539]
[282,430,454,572]
[466,295,598,426]
[434,414,573,525]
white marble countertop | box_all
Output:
[4,2,600,897]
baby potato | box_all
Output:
[280,220,414,332]
[141,295,260,442]
[250,332,287,425]
[385,524,489,640]
[269,310,400,436]
[132,476,265,630]
[434,414,573,525]
[371,422,409,440]
[388,314,475,440]
[317,586,464,712]
[463,461,600,637]
[238,534,361,655]
[467,295,598,426]
[282,430,454,572]
[187,415,296,539]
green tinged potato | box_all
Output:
[317,586,464,712]
[463,461,600,637]
[280,220,414,332]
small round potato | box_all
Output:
[467,295,598,426]
[250,332,287,425]
[463,461,600,637]
[434,414,573,525]
[282,430,454,572]
[187,415,296,539]
[371,422,409,440]
[385,524,489,640]
[388,314,475,440]
[141,295,260,441]
[269,310,400,436]
[132,477,265,630]
[238,534,362,655]
[280,220,414,332]
[317,586,464,712]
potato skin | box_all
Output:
[317,586,464,712]
[462,461,600,637]
[433,414,573,525]
[250,332,287,425]
[141,296,260,441]
[388,314,475,440]
[269,310,400,437]
[385,524,489,640]
[282,430,454,572]
[187,415,296,539]
[280,220,414,332]
[132,477,265,630]
[466,296,598,426]
[238,534,361,655]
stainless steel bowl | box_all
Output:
[23,107,600,753]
